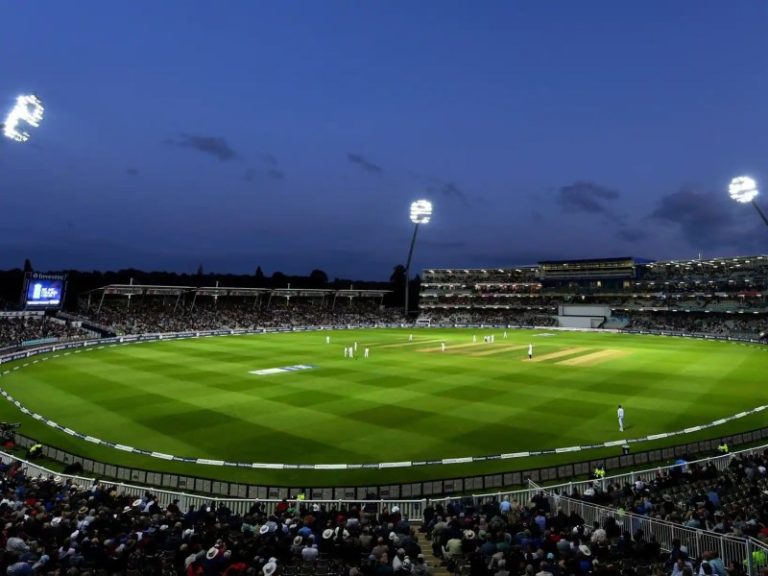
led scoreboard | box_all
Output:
[22,273,66,310]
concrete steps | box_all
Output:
[414,530,452,576]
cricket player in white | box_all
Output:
[503,331,507,339]
[343,347,348,358]
[473,335,477,343]
[617,404,624,432]
[409,334,413,342]
[441,342,446,352]
[354,341,358,351]
[364,348,369,358]
[326,335,330,344]
[528,343,533,359]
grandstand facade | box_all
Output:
[419,255,768,338]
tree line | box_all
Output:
[0,261,419,312]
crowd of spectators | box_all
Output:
[622,313,766,339]
[0,316,90,350]
[423,482,765,576]
[567,450,768,548]
[419,310,557,327]
[0,461,429,576]
[80,299,403,336]
[421,491,742,576]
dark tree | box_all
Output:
[23,259,33,273]
[389,264,406,307]
[271,271,287,287]
[255,266,265,280]
[308,269,328,287]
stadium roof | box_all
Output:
[538,256,634,265]
[85,284,389,297]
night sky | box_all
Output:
[3,1,768,280]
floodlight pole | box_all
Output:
[751,200,768,228]
[404,223,421,318]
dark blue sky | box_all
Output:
[3,1,768,279]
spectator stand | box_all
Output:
[527,479,768,575]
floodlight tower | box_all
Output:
[729,176,768,228]
[404,199,432,318]
[2,94,44,143]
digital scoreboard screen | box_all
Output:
[23,273,66,309]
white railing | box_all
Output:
[0,450,428,519]
[534,484,768,575]
[526,479,768,575]
[454,441,768,505]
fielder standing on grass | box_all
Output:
[528,343,533,359]
[617,404,624,432]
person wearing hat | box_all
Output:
[319,528,336,554]
[291,535,304,556]
[263,559,278,576]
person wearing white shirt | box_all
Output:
[617,404,624,432]
[528,343,533,359]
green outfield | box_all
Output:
[0,328,766,486]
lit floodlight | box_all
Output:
[410,199,433,224]
[729,176,759,204]
[3,94,44,143]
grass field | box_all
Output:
[0,328,766,487]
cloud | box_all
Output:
[650,186,736,248]
[166,133,237,161]
[126,167,139,176]
[347,153,383,174]
[650,185,768,252]
[430,181,471,207]
[557,181,620,214]
[406,171,477,208]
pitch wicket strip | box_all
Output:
[469,344,529,357]
[528,347,589,363]
[557,349,630,366]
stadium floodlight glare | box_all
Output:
[728,175,768,228]
[409,199,433,224]
[404,199,432,317]
[729,176,759,204]
[2,94,44,143]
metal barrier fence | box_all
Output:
[12,430,768,500]
[525,479,768,575]
[0,449,428,520]
[449,441,768,505]
[535,483,749,566]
